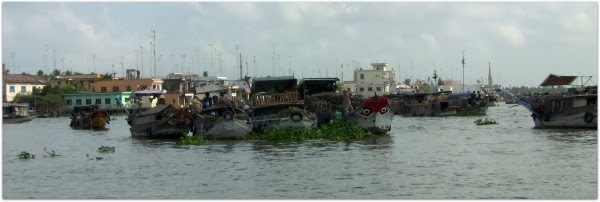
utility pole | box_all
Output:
[121,56,124,79]
[44,44,48,74]
[140,46,144,78]
[209,43,214,70]
[341,64,344,83]
[92,53,96,74]
[151,29,156,78]
[272,44,276,76]
[461,50,465,93]
[52,49,56,72]
[236,44,240,78]
[253,56,256,77]
[239,53,243,79]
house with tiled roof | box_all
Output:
[3,74,49,102]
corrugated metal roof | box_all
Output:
[3,75,48,84]
[137,104,172,116]
[54,74,100,80]
[539,74,578,86]
[195,85,228,94]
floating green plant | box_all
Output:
[474,118,498,125]
[97,146,116,153]
[180,132,205,145]
[43,147,61,157]
[18,151,35,159]
[248,120,374,141]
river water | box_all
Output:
[2,104,597,199]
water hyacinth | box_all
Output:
[474,118,498,125]
[43,147,61,157]
[18,151,35,159]
[97,146,116,153]
[249,120,374,141]
[180,131,205,145]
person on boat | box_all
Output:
[219,91,231,105]
[203,92,212,108]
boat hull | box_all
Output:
[533,110,597,129]
[130,120,190,138]
[2,116,35,124]
[344,96,393,134]
[203,118,253,140]
[70,113,109,130]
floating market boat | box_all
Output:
[499,74,597,129]
[126,90,192,138]
[343,95,393,134]
[69,105,110,129]
[191,94,253,140]
[2,103,35,124]
[249,76,317,131]
[298,77,340,125]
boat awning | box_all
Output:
[298,78,339,98]
[137,104,171,116]
[195,85,228,94]
[252,76,297,93]
[539,74,578,86]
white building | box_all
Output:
[3,74,48,102]
[347,63,397,97]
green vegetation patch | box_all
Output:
[180,131,205,145]
[43,147,61,157]
[474,118,498,125]
[18,151,35,159]
[97,146,116,153]
[249,120,374,141]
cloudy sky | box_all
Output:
[2,1,598,87]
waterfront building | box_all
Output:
[92,78,163,93]
[53,74,102,91]
[351,63,397,97]
[3,74,48,102]
[62,91,132,112]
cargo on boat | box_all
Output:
[69,105,110,130]
[126,90,192,138]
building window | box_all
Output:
[126,85,131,91]
[112,86,119,92]
[101,87,107,92]
[141,85,147,90]
[66,100,72,105]
[360,74,364,80]
[95,98,102,104]
[105,98,111,104]
[347,88,351,92]
[376,87,382,91]
[9,86,15,92]
[76,99,82,105]
[368,87,373,91]
[86,99,92,105]
[359,88,364,92]
[21,86,26,92]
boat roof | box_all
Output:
[132,90,164,97]
[195,85,228,94]
[540,74,579,86]
[137,104,172,116]
[252,76,297,93]
[3,103,29,107]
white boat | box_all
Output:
[343,95,393,134]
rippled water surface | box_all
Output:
[2,105,597,199]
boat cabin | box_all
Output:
[297,78,340,100]
[251,76,300,107]
[3,103,30,118]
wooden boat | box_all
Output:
[193,105,253,140]
[343,95,393,134]
[2,103,35,124]
[126,90,192,138]
[249,76,317,131]
[69,105,110,129]
[499,74,597,129]
[298,78,340,125]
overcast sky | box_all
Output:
[2,2,598,87]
